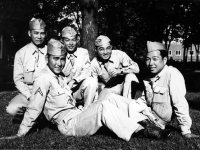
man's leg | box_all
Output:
[58,100,142,141]
[98,91,148,122]
[6,93,28,116]
[73,77,98,109]
[123,73,139,99]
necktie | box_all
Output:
[69,54,75,67]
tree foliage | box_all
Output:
[1,0,200,62]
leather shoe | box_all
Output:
[138,119,150,127]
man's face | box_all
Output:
[28,29,46,46]
[145,50,167,75]
[46,54,66,75]
[96,43,112,61]
[62,35,78,53]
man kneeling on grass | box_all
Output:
[0,39,171,141]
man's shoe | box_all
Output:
[150,129,172,139]
[134,128,148,138]
[138,119,150,127]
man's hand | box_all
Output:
[99,72,111,83]
[183,133,200,138]
[16,107,26,116]
[67,79,76,89]
[108,68,121,77]
[0,135,22,140]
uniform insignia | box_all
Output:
[35,87,43,96]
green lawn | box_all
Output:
[0,70,200,149]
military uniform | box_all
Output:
[61,27,97,108]
[91,50,139,98]
[6,42,47,115]
[136,65,192,135]
[17,65,145,141]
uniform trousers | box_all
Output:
[72,77,97,108]
[58,91,147,141]
[99,73,139,99]
[6,93,29,116]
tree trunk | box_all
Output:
[80,0,98,60]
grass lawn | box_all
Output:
[0,69,200,149]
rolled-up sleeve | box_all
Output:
[121,52,139,74]
[170,69,192,135]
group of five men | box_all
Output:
[1,18,199,141]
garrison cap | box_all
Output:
[61,26,77,37]
[47,39,66,55]
[95,35,111,47]
[29,18,46,30]
[147,41,166,53]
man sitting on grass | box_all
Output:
[0,39,171,141]
[134,41,199,138]
[91,35,139,99]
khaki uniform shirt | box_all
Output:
[91,50,139,85]
[137,65,192,134]
[13,42,47,99]
[62,48,91,83]
[17,66,76,136]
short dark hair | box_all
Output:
[159,50,168,59]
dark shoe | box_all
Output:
[149,129,172,139]
[134,128,148,138]
[138,119,150,127]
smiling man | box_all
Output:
[91,35,139,99]
[135,41,199,138]
[0,39,160,141]
[6,18,47,122]
[61,26,97,110]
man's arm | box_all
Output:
[1,75,49,140]
[14,52,32,99]
[169,68,198,138]
[120,52,139,74]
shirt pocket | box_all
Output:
[51,88,65,97]
[152,86,172,121]
[24,66,35,84]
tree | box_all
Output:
[80,0,98,60]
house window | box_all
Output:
[175,50,181,56]
[168,50,172,56]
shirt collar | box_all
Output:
[30,42,45,55]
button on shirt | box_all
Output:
[17,66,76,136]
[91,50,139,84]
[62,48,91,83]
[13,42,47,99]
[137,65,192,135]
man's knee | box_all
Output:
[125,73,139,83]
[83,77,98,88]
[6,103,21,116]
[6,94,28,116]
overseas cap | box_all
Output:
[147,41,166,53]
[47,39,66,55]
[29,18,46,30]
[61,26,77,37]
[95,35,111,47]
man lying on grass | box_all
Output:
[133,41,199,139]
[0,39,171,141]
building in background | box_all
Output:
[168,43,200,62]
